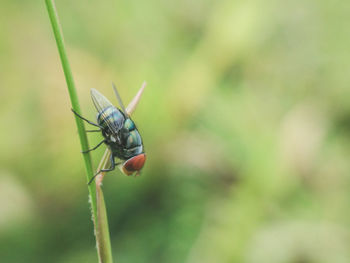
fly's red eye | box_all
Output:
[122,154,146,175]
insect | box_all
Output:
[72,84,146,184]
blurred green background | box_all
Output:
[1,0,350,262]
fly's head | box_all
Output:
[121,153,146,176]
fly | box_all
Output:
[72,83,146,184]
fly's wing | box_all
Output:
[112,83,128,117]
[90,88,124,133]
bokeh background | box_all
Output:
[1,0,350,262]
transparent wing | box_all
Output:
[112,83,128,116]
[90,88,124,133]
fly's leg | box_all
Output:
[71,109,103,128]
[100,155,116,173]
[81,140,106,153]
[87,174,99,185]
[87,155,120,185]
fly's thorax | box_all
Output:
[102,131,119,144]
[96,106,125,130]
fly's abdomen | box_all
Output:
[125,130,142,148]
[123,119,142,147]
[123,130,143,158]
[117,118,143,159]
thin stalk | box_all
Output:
[95,149,113,262]
[45,1,113,262]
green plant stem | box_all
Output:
[44,0,97,217]
[45,1,113,262]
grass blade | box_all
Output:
[95,149,113,263]
[45,1,113,262]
